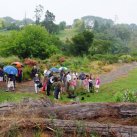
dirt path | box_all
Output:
[100,62,137,85]
[0,80,34,92]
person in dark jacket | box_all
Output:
[17,68,23,83]
[31,66,38,79]
[53,77,63,100]
[46,76,54,96]
[0,68,4,82]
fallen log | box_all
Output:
[1,118,137,137]
[1,101,137,120]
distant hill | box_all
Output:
[81,15,114,28]
[1,16,34,27]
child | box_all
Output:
[33,74,41,93]
[95,76,100,93]
[70,78,77,91]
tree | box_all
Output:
[42,10,59,33]
[71,30,94,56]
[73,19,85,32]
[3,25,60,59]
[89,32,127,55]
[59,21,66,31]
[34,4,44,25]
[0,19,5,29]
[114,24,131,46]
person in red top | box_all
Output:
[95,76,101,92]
[70,77,77,91]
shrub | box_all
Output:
[89,54,119,64]
[102,65,113,72]
[23,65,32,81]
[119,55,133,63]
[3,25,60,59]
[114,90,137,102]
[24,58,37,66]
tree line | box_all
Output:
[0,5,137,59]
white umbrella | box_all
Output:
[59,67,68,71]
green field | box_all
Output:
[0,91,44,103]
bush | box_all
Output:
[114,90,137,102]
[102,65,113,72]
[89,54,119,64]
[2,25,60,59]
[24,58,37,66]
[119,55,133,63]
[23,65,32,81]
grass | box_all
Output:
[0,91,44,103]
[0,30,12,36]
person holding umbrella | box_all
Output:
[3,65,18,91]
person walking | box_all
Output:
[33,74,41,94]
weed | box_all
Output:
[75,121,87,137]
[6,124,20,137]
[33,124,43,137]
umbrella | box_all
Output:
[11,62,24,68]
[50,67,59,73]
[59,67,68,71]
[3,65,18,75]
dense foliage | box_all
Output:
[1,13,137,59]
[71,30,94,56]
[0,25,60,59]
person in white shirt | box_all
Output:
[66,72,72,96]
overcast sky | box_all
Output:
[0,0,137,25]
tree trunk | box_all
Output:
[1,101,137,120]
[1,118,137,137]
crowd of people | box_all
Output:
[0,65,101,100]
[32,66,101,100]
